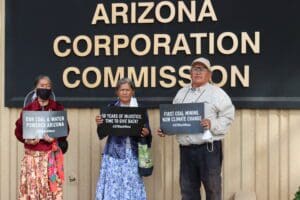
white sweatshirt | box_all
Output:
[173,83,235,145]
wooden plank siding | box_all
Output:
[1,107,300,200]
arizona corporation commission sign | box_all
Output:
[5,0,300,108]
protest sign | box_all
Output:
[99,106,146,136]
[160,103,204,134]
[23,111,68,139]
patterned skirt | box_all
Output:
[18,149,63,200]
[95,147,147,200]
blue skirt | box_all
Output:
[95,147,147,200]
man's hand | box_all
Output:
[200,119,211,130]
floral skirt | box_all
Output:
[18,149,63,200]
[95,147,147,200]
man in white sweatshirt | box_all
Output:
[158,57,235,200]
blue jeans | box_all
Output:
[179,141,222,200]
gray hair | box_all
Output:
[34,75,53,88]
[116,78,135,91]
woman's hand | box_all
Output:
[43,133,54,143]
[141,127,150,137]
[95,115,104,125]
[25,138,40,145]
[156,128,166,137]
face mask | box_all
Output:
[36,88,52,100]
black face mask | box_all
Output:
[36,88,52,100]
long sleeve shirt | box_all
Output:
[173,83,235,145]
[15,99,69,151]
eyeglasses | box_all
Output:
[191,67,209,73]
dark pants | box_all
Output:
[179,141,222,200]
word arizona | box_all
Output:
[91,0,217,24]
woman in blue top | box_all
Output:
[95,78,152,200]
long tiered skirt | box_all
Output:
[95,147,146,200]
[18,149,63,200]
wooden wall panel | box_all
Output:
[279,110,289,200]
[241,110,256,191]
[223,110,241,200]
[289,111,300,200]
[255,111,269,200]
[2,108,300,200]
[269,110,280,200]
